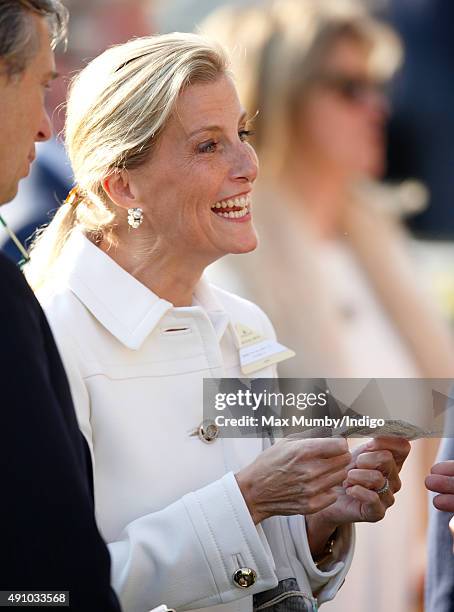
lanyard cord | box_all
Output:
[0,214,30,267]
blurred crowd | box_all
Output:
[2,1,454,612]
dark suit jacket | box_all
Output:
[0,252,121,611]
[426,433,454,612]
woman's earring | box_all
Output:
[127,207,144,229]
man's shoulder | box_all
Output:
[0,251,35,303]
[0,251,22,278]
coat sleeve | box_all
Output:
[0,257,120,611]
[287,516,354,604]
[110,472,278,611]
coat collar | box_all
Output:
[63,231,229,350]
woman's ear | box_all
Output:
[102,171,136,210]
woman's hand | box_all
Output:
[342,436,410,519]
[306,437,410,556]
[426,460,454,513]
[235,437,351,525]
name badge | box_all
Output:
[235,323,295,375]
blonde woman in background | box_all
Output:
[202,1,454,611]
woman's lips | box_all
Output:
[211,208,252,223]
[210,193,251,222]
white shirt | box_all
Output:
[39,231,353,612]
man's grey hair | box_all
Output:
[0,0,68,77]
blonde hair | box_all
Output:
[26,32,229,291]
[200,0,402,176]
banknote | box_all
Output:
[338,418,441,440]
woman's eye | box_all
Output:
[198,140,218,154]
[239,129,254,142]
[197,131,254,153]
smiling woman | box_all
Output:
[97,72,259,304]
[21,32,411,612]
[26,35,258,304]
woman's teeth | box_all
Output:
[211,195,250,219]
[215,208,250,218]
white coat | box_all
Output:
[38,231,354,612]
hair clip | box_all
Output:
[65,186,82,207]
[115,51,154,73]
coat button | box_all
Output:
[198,420,219,444]
[232,568,257,588]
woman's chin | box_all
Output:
[229,235,258,255]
[209,226,258,258]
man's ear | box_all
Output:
[102,171,136,210]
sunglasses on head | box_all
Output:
[313,73,388,103]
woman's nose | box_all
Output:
[231,143,259,184]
